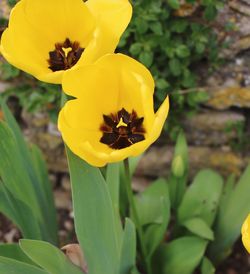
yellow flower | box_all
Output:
[0,0,132,84]
[58,54,169,167]
[242,214,250,253]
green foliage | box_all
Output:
[208,166,250,263]
[0,256,48,274]
[154,237,207,274]
[0,99,58,244]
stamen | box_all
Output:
[48,38,84,72]
[62,47,72,57]
[116,118,127,128]
[100,108,145,150]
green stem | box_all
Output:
[123,158,152,274]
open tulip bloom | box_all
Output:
[0,0,132,84]
[58,54,169,167]
[242,214,250,253]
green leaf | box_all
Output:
[106,163,120,211]
[144,196,170,257]
[208,165,250,263]
[167,0,180,9]
[154,237,207,274]
[134,18,149,34]
[0,122,43,238]
[119,219,136,274]
[20,240,84,274]
[0,99,58,244]
[67,148,121,274]
[169,58,182,76]
[178,169,223,227]
[156,78,169,90]
[182,218,214,240]
[129,43,142,56]
[30,145,58,243]
[204,5,217,20]
[135,179,169,226]
[201,257,215,274]
[0,256,48,274]
[135,179,170,257]
[139,52,153,67]
[0,63,20,80]
[176,45,190,58]
[171,20,188,33]
[0,244,34,265]
[149,22,163,35]
[106,163,123,243]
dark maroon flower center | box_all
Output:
[48,38,84,72]
[100,108,146,150]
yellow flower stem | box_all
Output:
[123,158,152,274]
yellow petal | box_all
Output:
[242,214,250,253]
[20,0,95,45]
[0,0,95,84]
[65,54,155,128]
[86,0,132,40]
[82,0,132,64]
[59,54,170,167]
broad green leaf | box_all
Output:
[0,256,48,274]
[0,100,58,244]
[67,148,120,274]
[119,219,136,274]
[0,244,34,265]
[178,169,223,227]
[0,182,20,228]
[20,240,84,274]
[182,218,214,240]
[0,122,41,219]
[106,163,120,211]
[218,174,235,212]
[106,163,123,246]
[201,257,215,274]
[120,156,141,217]
[154,237,207,274]
[135,179,169,226]
[30,145,58,244]
[144,197,170,257]
[208,165,250,263]
[135,179,170,258]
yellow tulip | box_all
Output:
[0,0,132,84]
[58,54,169,167]
[242,214,250,253]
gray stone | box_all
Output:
[183,111,245,145]
[136,146,246,179]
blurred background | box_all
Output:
[0,0,250,273]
